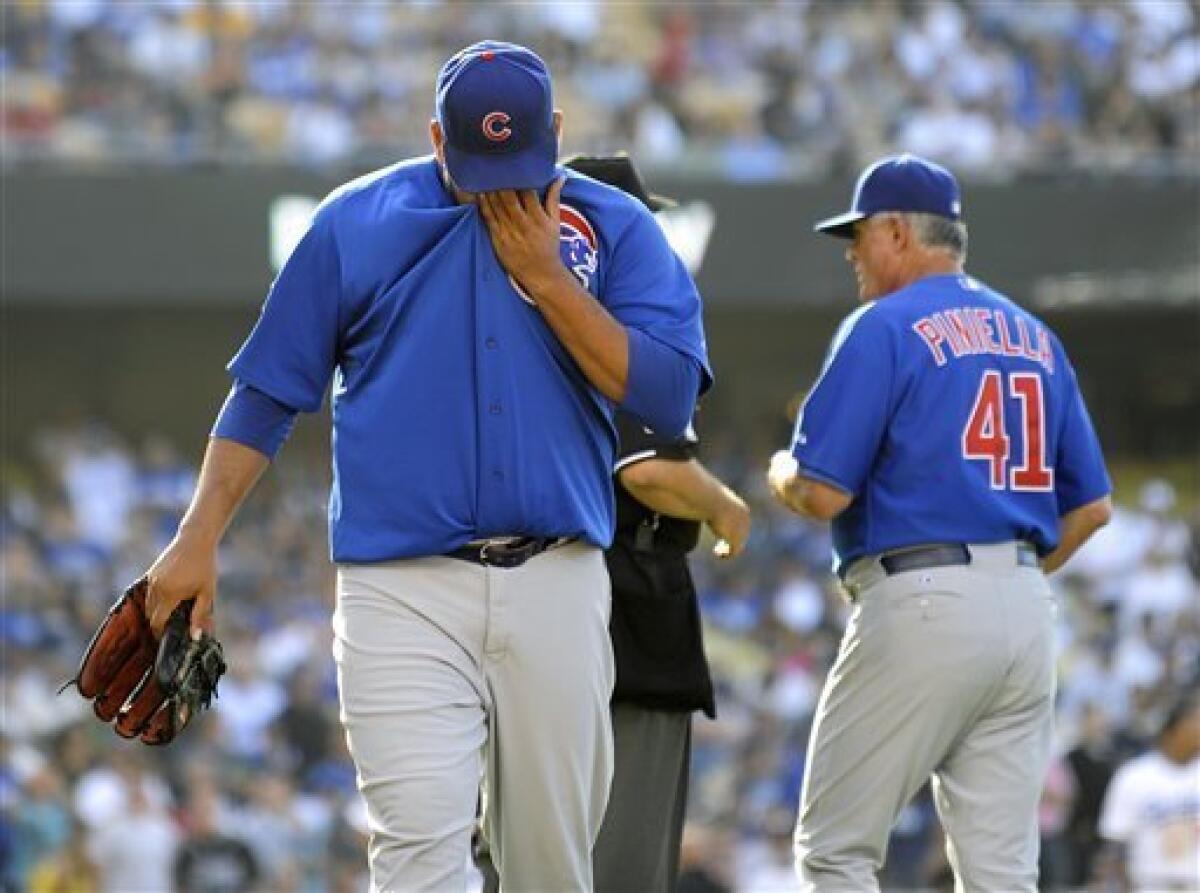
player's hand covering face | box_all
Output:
[479,178,569,298]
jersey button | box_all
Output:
[492,469,504,481]
[489,402,502,415]
[485,338,498,349]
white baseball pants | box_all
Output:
[795,542,1057,891]
[333,542,615,892]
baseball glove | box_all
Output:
[66,578,226,745]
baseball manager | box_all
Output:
[769,155,1112,890]
[139,41,711,891]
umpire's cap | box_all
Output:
[563,153,677,214]
[436,41,557,193]
[815,154,962,239]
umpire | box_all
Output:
[567,156,751,892]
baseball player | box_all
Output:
[1097,693,1200,891]
[768,154,1113,890]
[138,41,711,892]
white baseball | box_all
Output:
[768,450,799,487]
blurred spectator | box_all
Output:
[1039,752,1078,888]
[275,669,337,780]
[1,645,89,743]
[26,819,98,893]
[1096,694,1200,890]
[55,425,137,554]
[2,415,1195,888]
[73,749,171,830]
[85,764,178,892]
[1065,702,1120,885]
[212,636,287,764]
[10,766,72,885]
[173,789,259,893]
[234,773,315,888]
[879,787,939,889]
[734,805,798,889]
[897,91,1002,171]
[0,0,1194,174]
[677,823,733,893]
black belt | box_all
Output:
[447,536,572,569]
[845,542,1040,579]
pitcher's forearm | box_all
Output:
[526,267,629,402]
[177,437,271,548]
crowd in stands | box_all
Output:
[2,419,1196,891]
[3,0,1198,177]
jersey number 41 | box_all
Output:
[962,370,1054,492]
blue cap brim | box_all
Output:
[444,139,557,193]
[814,210,866,239]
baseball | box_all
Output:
[768,450,799,488]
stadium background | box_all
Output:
[2,1,1197,891]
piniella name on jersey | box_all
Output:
[789,273,1111,572]
[912,306,1055,374]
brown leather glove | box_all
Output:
[66,578,225,745]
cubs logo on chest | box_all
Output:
[509,203,600,305]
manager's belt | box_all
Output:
[841,542,1040,583]
[447,536,574,569]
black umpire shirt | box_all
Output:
[606,411,716,717]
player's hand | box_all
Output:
[143,534,218,639]
[709,493,751,560]
[479,177,570,297]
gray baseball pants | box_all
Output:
[795,542,1057,892]
[333,542,615,892]
[592,704,692,892]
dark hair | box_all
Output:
[1159,690,1200,739]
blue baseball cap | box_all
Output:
[815,154,962,238]
[435,41,557,193]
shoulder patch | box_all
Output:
[559,203,599,290]
[508,201,600,304]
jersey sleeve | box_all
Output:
[1054,361,1112,515]
[790,306,894,496]
[613,410,698,472]
[227,204,342,413]
[1098,763,1139,843]
[603,205,713,423]
[211,380,299,459]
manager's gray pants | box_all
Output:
[795,542,1057,892]
[334,542,615,892]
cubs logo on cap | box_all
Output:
[481,111,513,143]
[815,154,963,239]
[436,41,557,193]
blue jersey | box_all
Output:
[228,156,711,562]
[790,273,1110,571]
